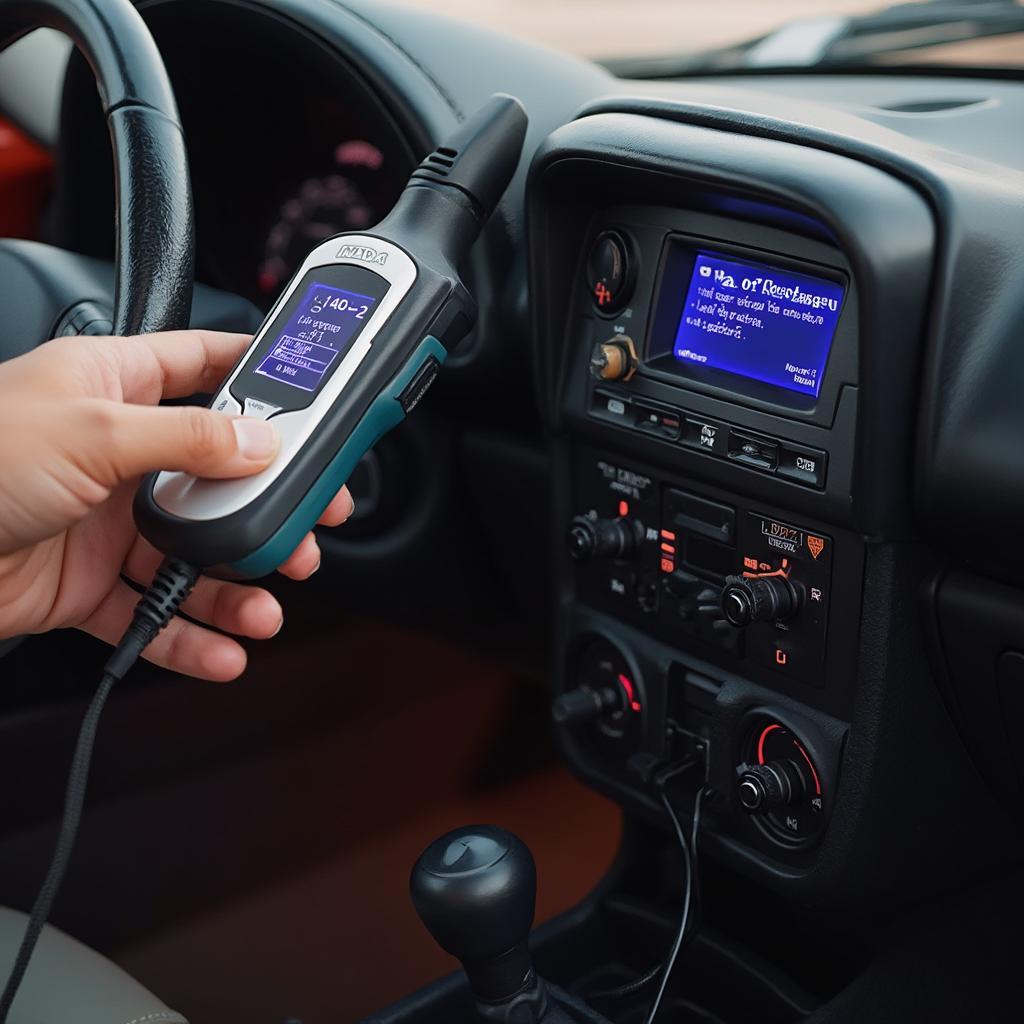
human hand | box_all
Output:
[0,330,353,680]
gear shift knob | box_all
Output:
[410,825,537,1002]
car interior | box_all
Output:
[0,0,1023,1022]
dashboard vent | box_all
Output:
[876,97,990,114]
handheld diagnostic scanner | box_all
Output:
[134,95,528,579]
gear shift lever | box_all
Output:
[411,825,548,1020]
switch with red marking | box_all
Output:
[586,230,634,315]
[721,574,801,628]
[552,639,644,744]
[738,720,825,847]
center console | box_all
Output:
[554,199,864,864]
[523,108,987,905]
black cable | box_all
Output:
[688,784,706,929]
[588,774,706,1008]
[587,959,663,1002]
[0,558,199,1022]
[642,787,699,1024]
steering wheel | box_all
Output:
[0,0,192,353]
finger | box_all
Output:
[182,578,284,639]
[79,399,280,484]
[122,535,283,639]
[107,330,253,404]
[276,532,321,580]
[80,579,248,681]
[317,486,355,527]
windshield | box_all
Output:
[402,0,1024,72]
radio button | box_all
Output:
[777,443,828,489]
[681,416,725,455]
[590,388,632,423]
[728,429,778,470]
[635,402,681,440]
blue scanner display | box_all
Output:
[254,282,378,394]
[672,251,844,397]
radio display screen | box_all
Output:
[670,250,844,398]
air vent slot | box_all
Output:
[877,98,990,114]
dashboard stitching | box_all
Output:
[327,0,466,121]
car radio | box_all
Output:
[582,227,855,496]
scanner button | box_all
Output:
[243,397,282,420]
[398,356,441,414]
[212,392,242,416]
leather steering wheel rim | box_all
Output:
[0,0,193,335]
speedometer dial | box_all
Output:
[258,174,374,296]
[257,140,385,297]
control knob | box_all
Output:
[737,759,808,812]
[551,685,621,726]
[568,515,644,561]
[589,336,637,382]
[587,230,634,314]
[721,574,801,627]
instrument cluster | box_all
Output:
[54,0,415,309]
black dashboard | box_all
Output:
[39,0,1024,930]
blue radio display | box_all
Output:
[255,282,378,393]
[672,251,844,397]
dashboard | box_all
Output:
[30,0,1024,921]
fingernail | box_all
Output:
[310,555,322,576]
[270,616,284,638]
[233,418,279,460]
[343,493,356,522]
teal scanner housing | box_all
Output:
[226,336,446,579]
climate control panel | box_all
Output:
[569,448,838,688]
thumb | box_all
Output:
[87,400,280,482]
